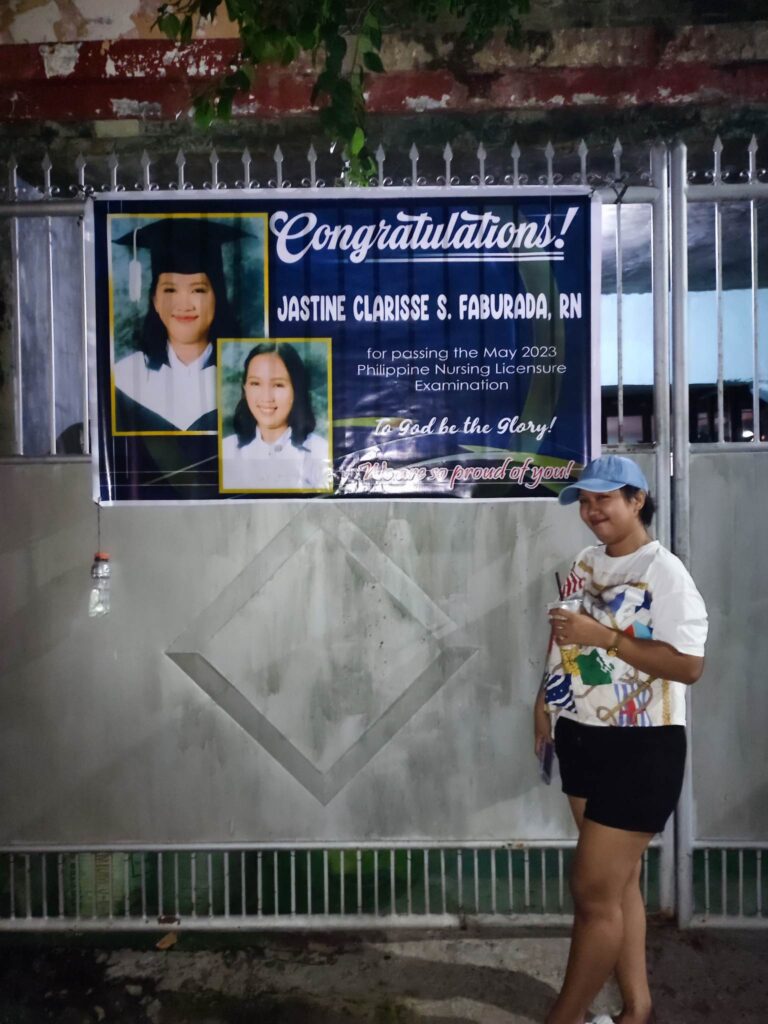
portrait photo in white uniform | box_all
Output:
[109,214,266,434]
[219,340,333,493]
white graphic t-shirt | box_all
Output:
[544,540,708,728]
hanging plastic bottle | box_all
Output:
[88,552,111,617]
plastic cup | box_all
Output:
[547,597,582,647]
[547,597,582,615]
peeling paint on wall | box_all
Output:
[110,97,162,117]
[39,41,80,76]
[404,94,451,112]
[73,0,141,41]
[7,0,61,44]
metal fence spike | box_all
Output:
[174,149,186,190]
[409,143,419,185]
[42,151,53,197]
[75,152,87,189]
[274,145,284,188]
[612,138,623,179]
[544,141,555,186]
[7,155,18,199]
[477,142,487,186]
[442,143,453,187]
[140,150,153,191]
[307,144,318,188]
[577,139,588,186]
[511,142,521,186]
[240,148,252,190]
[748,134,758,181]
[375,144,385,187]
[107,150,119,192]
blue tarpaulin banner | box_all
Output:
[89,189,600,502]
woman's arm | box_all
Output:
[549,609,704,685]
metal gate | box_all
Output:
[0,139,764,931]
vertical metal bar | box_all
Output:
[10,214,24,454]
[80,215,90,453]
[374,850,379,916]
[473,849,479,912]
[406,850,412,915]
[257,850,263,916]
[540,849,547,911]
[457,850,463,910]
[615,201,624,444]
[157,852,164,918]
[24,851,32,917]
[721,850,727,915]
[323,850,329,916]
[273,849,279,915]
[140,854,147,922]
[715,200,725,442]
[389,849,395,915]
[207,853,213,918]
[671,140,694,929]
[440,850,447,914]
[123,854,130,920]
[107,854,113,921]
[423,850,430,915]
[42,854,48,920]
[651,143,672,551]
[507,849,514,911]
[558,850,564,911]
[291,850,297,917]
[58,854,65,918]
[738,850,744,917]
[757,850,763,916]
[356,850,362,915]
[339,850,345,916]
[306,850,312,916]
[241,852,246,916]
[524,849,531,909]
[191,851,197,918]
[9,855,16,920]
[751,197,760,442]
[46,216,57,453]
[75,854,81,920]
[490,849,497,914]
[704,849,710,916]
[174,854,180,918]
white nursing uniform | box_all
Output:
[221,427,331,491]
[114,342,216,431]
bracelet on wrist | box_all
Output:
[606,630,623,658]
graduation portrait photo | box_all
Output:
[108,212,267,435]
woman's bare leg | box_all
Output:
[564,799,652,1024]
[546,815,653,1024]
[612,860,653,1023]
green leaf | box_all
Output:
[350,126,365,155]
[362,50,384,73]
[157,13,180,38]
[180,15,194,44]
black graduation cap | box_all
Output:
[114,217,248,302]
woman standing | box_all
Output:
[534,455,707,1024]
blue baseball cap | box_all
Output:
[558,455,649,505]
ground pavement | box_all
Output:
[0,919,766,1023]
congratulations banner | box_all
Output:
[89,189,599,502]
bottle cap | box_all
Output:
[94,552,110,561]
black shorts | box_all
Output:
[554,716,687,835]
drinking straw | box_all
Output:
[555,571,563,599]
